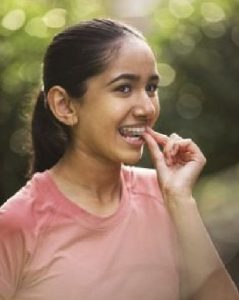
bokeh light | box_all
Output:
[170,25,197,54]
[43,8,66,28]
[1,9,26,31]
[176,93,202,120]
[158,63,176,86]
[201,21,226,38]
[25,17,48,38]
[169,0,194,19]
[201,2,225,23]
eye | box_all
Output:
[146,83,159,94]
[115,84,132,94]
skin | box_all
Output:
[47,36,239,299]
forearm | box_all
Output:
[143,129,239,298]
[166,196,239,300]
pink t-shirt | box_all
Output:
[0,166,179,300]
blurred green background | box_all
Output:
[0,0,239,285]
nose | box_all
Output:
[132,92,159,121]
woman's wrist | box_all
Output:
[163,193,199,218]
[162,188,196,205]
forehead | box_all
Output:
[102,37,158,79]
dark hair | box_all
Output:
[29,19,144,175]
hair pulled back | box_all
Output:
[30,19,144,175]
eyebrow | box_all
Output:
[106,73,160,86]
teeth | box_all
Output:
[119,127,145,137]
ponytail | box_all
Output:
[29,91,70,175]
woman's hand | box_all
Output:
[143,127,206,201]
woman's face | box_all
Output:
[72,37,160,166]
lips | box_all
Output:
[118,125,146,145]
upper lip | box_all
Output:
[119,123,149,129]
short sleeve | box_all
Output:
[0,206,27,299]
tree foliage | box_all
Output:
[149,0,239,175]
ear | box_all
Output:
[46,86,78,126]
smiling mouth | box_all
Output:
[118,126,146,143]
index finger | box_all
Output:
[145,127,169,146]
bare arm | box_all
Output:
[143,128,239,300]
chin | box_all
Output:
[122,159,139,166]
[120,149,144,165]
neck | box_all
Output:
[50,147,122,205]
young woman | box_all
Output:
[0,19,238,300]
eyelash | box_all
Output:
[146,83,159,93]
[115,84,131,93]
[114,84,159,95]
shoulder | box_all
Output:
[122,165,163,202]
[0,172,50,297]
[0,171,54,238]
[0,182,33,234]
